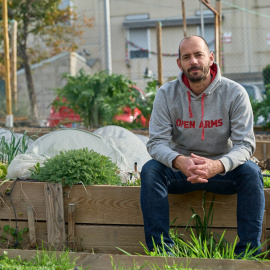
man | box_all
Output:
[140,35,265,256]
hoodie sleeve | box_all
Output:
[146,87,180,169]
[219,86,255,173]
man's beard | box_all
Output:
[182,63,210,82]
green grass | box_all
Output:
[263,170,270,188]
[0,249,85,270]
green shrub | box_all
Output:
[0,163,7,179]
[31,148,121,186]
[53,70,143,129]
[263,65,270,87]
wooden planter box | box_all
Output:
[0,181,270,254]
[1,249,270,270]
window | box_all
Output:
[128,29,150,59]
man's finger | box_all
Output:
[191,153,205,159]
[192,158,206,164]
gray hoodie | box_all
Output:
[147,63,255,174]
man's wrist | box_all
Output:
[172,155,184,169]
[216,160,225,174]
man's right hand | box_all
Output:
[172,155,208,183]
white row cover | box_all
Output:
[6,126,151,182]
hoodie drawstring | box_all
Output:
[187,91,206,140]
[201,93,206,140]
[187,91,193,118]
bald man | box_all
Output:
[141,35,265,257]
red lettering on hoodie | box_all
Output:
[199,119,223,128]
[217,119,223,127]
[176,119,195,128]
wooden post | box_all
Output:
[68,204,75,250]
[2,0,13,127]
[181,0,187,37]
[27,206,37,248]
[44,183,66,250]
[11,20,18,111]
[156,22,163,86]
[201,0,222,68]
[216,0,222,72]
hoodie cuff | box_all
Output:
[219,157,232,175]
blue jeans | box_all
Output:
[140,159,265,255]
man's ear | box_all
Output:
[177,58,183,71]
[209,52,214,66]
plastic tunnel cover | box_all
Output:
[93,125,151,172]
[7,128,130,179]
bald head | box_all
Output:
[178,35,210,59]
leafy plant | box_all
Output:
[31,148,121,186]
[263,170,270,188]
[0,163,7,179]
[263,65,270,87]
[53,70,144,129]
[0,130,32,165]
[136,79,159,124]
[29,162,41,179]
[0,225,28,248]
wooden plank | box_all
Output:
[27,206,36,248]
[63,186,239,227]
[0,220,268,254]
[44,183,66,250]
[254,141,270,161]
[68,204,75,250]
[0,181,47,220]
[65,224,239,254]
[1,249,270,270]
[1,182,269,229]
[63,185,143,225]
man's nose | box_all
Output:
[190,56,198,65]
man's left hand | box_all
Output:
[187,153,225,183]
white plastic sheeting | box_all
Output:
[135,134,149,145]
[94,125,151,172]
[0,128,33,146]
[7,128,151,181]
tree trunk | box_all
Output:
[19,44,38,122]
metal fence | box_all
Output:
[83,22,270,92]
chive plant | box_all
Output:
[0,130,32,165]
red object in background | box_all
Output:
[47,99,81,127]
[47,85,149,128]
[114,85,148,127]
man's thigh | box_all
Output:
[168,170,237,195]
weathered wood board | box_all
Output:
[0,181,269,253]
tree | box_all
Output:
[0,0,91,122]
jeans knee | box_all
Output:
[236,160,263,188]
[141,159,167,187]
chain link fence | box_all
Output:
[83,21,270,93]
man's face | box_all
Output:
[177,37,214,82]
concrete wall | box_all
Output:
[17,52,92,122]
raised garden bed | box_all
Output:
[0,180,270,254]
[1,248,270,270]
